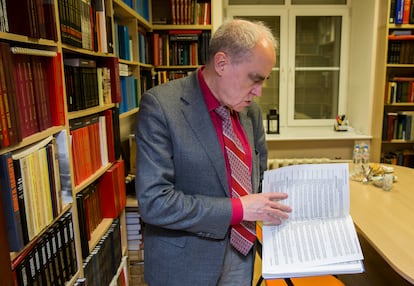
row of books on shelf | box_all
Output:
[69,108,121,186]
[83,218,124,286]
[138,29,150,64]
[152,30,210,66]
[155,69,194,85]
[114,22,150,65]
[64,57,114,112]
[58,0,113,53]
[121,0,150,21]
[120,75,140,113]
[12,211,78,286]
[0,0,58,40]
[0,43,65,149]
[387,40,414,64]
[76,159,126,259]
[167,0,210,25]
[115,23,133,61]
[385,77,414,103]
[126,209,144,252]
[0,135,70,253]
[382,111,414,141]
[382,149,414,168]
[389,0,414,24]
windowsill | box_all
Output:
[265,126,372,141]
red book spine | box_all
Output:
[0,76,10,148]
[48,53,65,126]
[117,160,126,211]
[103,57,121,103]
[104,109,115,163]
[99,166,117,218]
[403,0,412,24]
[23,60,40,135]
[0,43,21,145]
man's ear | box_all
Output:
[214,52,228,74]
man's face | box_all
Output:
[219,38,276,112]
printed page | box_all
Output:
[262,216,363,273]
[262,163,350,219]
[261,163,364,277]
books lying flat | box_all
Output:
[261,163,364,279]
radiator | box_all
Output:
[267,158,351,169]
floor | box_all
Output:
[336,234,412,286]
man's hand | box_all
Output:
[240,192,292,225]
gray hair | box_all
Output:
[207,19,278,65]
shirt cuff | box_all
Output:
[230,198,243,225]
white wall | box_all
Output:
[346,0,378,136]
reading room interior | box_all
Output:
[0,0,413,286]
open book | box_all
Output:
[261,163,364,279]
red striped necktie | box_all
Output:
[215,106,256,256]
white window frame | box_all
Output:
[225,4,350,127]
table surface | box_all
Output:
[350,164,414,284]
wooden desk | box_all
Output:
[350,165,414,284]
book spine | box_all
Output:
[12,158,30,244]
[0,152,25,252]
[0,42,21,144]
[395,0,405,24]
[390,0,396,23]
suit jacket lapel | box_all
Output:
[180,73,230,196]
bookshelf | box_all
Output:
[0,0,130,285]
[378,0,414,168]
[151,0,212,84]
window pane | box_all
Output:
[292,0,346,4]
[229,0,284,5]
[295,16,341,119]
[256,69,279,116]
[233,15,280,116]
[295,70,339,119]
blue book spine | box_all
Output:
[395,0,405,24]
[0,152,24,252]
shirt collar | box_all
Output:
[197,68,221,112]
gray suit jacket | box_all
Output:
[135,70,268,286]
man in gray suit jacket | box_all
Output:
[135,19,292,286]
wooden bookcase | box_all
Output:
[151,0,212,84]
[0,0,213,284]
[0,0,130,285]
[375,0,414,168]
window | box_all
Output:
[226,3,349,127]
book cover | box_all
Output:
[261,163,364,279]
[76,191,91,259]
[395,0,406,24]
[103,109,115,163]
[12,58,34,138]
[0,67,10,148]
[98,159,126,218]
[31,56,52,131]
[12,158,30,244]
[112,107,122,160]
[42,0,58,41]
[0,152,25,252]
[48,52,65,126]
[403,0,412,24]
[102,57,121,103]
[0,42,21,145]
[63,212,78,277]
[5,0,35,37]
